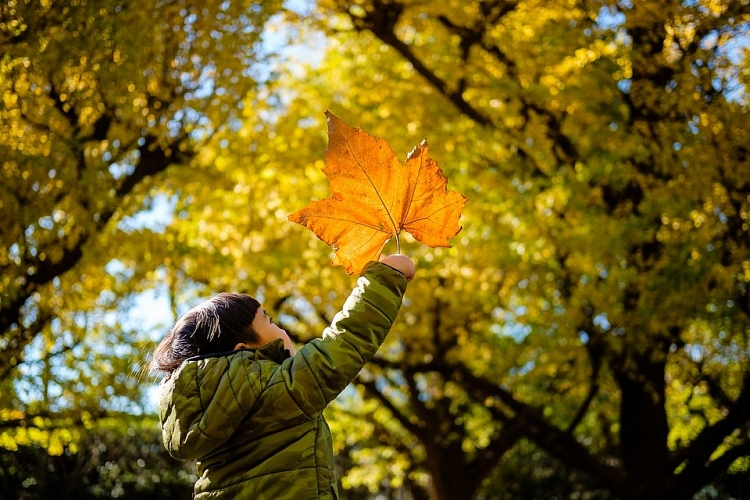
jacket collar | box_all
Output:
[184,338,292,365]
[251,338,292,363]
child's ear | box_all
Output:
[234,342,252,351]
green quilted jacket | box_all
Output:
[157,262,407,499]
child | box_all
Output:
[151,254,415,499]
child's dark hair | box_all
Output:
[151,292,262,375]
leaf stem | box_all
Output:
[395,233,401,254]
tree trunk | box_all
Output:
[615,352,672,500]
[423,440,480,500]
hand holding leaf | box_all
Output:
[289,112,468,274]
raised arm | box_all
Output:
[278,257,413,416]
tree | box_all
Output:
[298,0,750,498]
[3,1,750,499]
[0,0,284,453]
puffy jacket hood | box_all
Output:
[158,339,290,460]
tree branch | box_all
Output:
[674,438,750,500]
[0,130,192,375]
[672,372,750,475]
[357,376,424,438]
[452,362,624,491]
[347,0,494,127]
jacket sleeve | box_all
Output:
[275,261,407,417]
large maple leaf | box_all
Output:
[288,112,468,274]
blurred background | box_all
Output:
[1,0,749,499]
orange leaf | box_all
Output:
[288,112,468,274]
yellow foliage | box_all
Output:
[2,0,749,495]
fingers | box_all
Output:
[379,254,416,282]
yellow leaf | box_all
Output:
[289,112,467,273]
